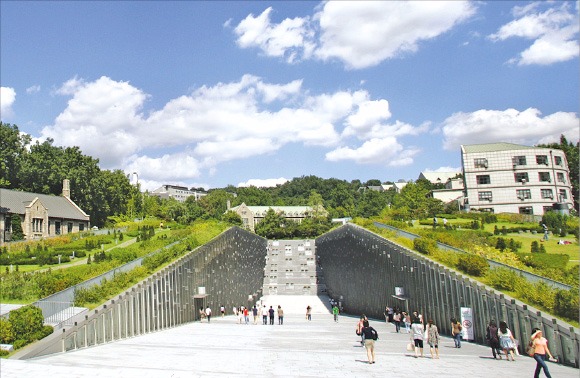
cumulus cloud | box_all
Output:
[232,2,475,69]
[488,2,579,65]
[233,7,315,63]
[238,177,289,188]
[325,137,419,166]
[40,75,421,187]
[441,108,579,150]
[0,87,16,119]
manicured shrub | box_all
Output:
[530,241,540,253]
[413,238,438,255]
[9,305,44,341]
[0,318,14,344]
[486,268,525,291]
[554,287,579,322]
[456,254,488,276]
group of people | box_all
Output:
[384,306,412,333]
[409,312,440,359]
[486,320,555,377]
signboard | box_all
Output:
[395,287,405,297]
[460,307,474,341]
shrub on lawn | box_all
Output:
[456,254,488,276]
[486,267,526,291]
[413,238,438,255]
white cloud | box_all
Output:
[488,2,579,65]
[441,108,579,150]
[26,85,41,94]
[0,87,16,119]
[40,75,421,186]
[424,166,462,173]
[233,7,315,63]
[325,137,419,166]
[238,177,289,188]
[232,2,475,69]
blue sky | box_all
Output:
[1,1,578,191]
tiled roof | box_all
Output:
[461,142,535,153]
[0,188,89,221]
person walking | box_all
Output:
[262,305,268,325]
[403,311,411,333]
[277,305,284,325]
[252,305,258,324]
[243,307,249,325]
[530,329,554,377]
[451,318,462,348]
[393,310,401,333]
[356,314,368,346]
[411,316,424,358]
[332,305,339,322]
[426,319,440,359]
[205,306,212,323]
[268,306,275,325]
[306,305,312,321]
[486,320,502,359]
[498,321,516,361]
[361,320,378,364]
[220,304,225,317]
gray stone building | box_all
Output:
[0,179,90,245]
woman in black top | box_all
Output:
[361,320,378,364]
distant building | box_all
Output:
[363,182,408,193]
[150,185,207,203]
[229,203,328,232]
[461,142,574,215]
[0,179,90,245]
[429,178,465,206]
[418,171,461,185]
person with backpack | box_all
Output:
[451,318,462,348]
[361,319,378,364]
[486,320,502,359]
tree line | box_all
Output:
[2,122,577,230]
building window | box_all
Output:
[516,189,531,200]
[478,191,493,201]
[32,218,43,233]
[514,172,529,183]
[474,158,488,168]
[554,156,562,165]
[513,156,527,166]
[543,206,553,213]
[479,208,494,213]
[541,189,554,199]
[538,172,551,182]
[556,172,566,183]
[519,206,533,215]
[536,155,548,165]
[559,189,567,200]
[79,223,85,231]
[68,222,73,233]
[476,175,491,184]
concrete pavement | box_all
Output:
[1,296,577,378]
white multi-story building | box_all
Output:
[461,142,574,215]
[150,185,207,203]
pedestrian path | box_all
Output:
[1,311,576,378]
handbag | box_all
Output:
[527,341,535,357]
[407,342,415,352]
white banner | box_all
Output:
[460,307,474,341]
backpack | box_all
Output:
[372,328,379,341]
[488,325,499,342]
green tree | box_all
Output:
[0,122,30,188]
[9,305,44,341]
[199,190,235,219]
[223,210,242,226]
[255,208,287,239]
[391,182,430,219]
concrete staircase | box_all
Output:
[259,239,331,315]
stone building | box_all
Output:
[229,203,327,232]
[0,179,90,245]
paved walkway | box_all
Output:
[1,297,577,378]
